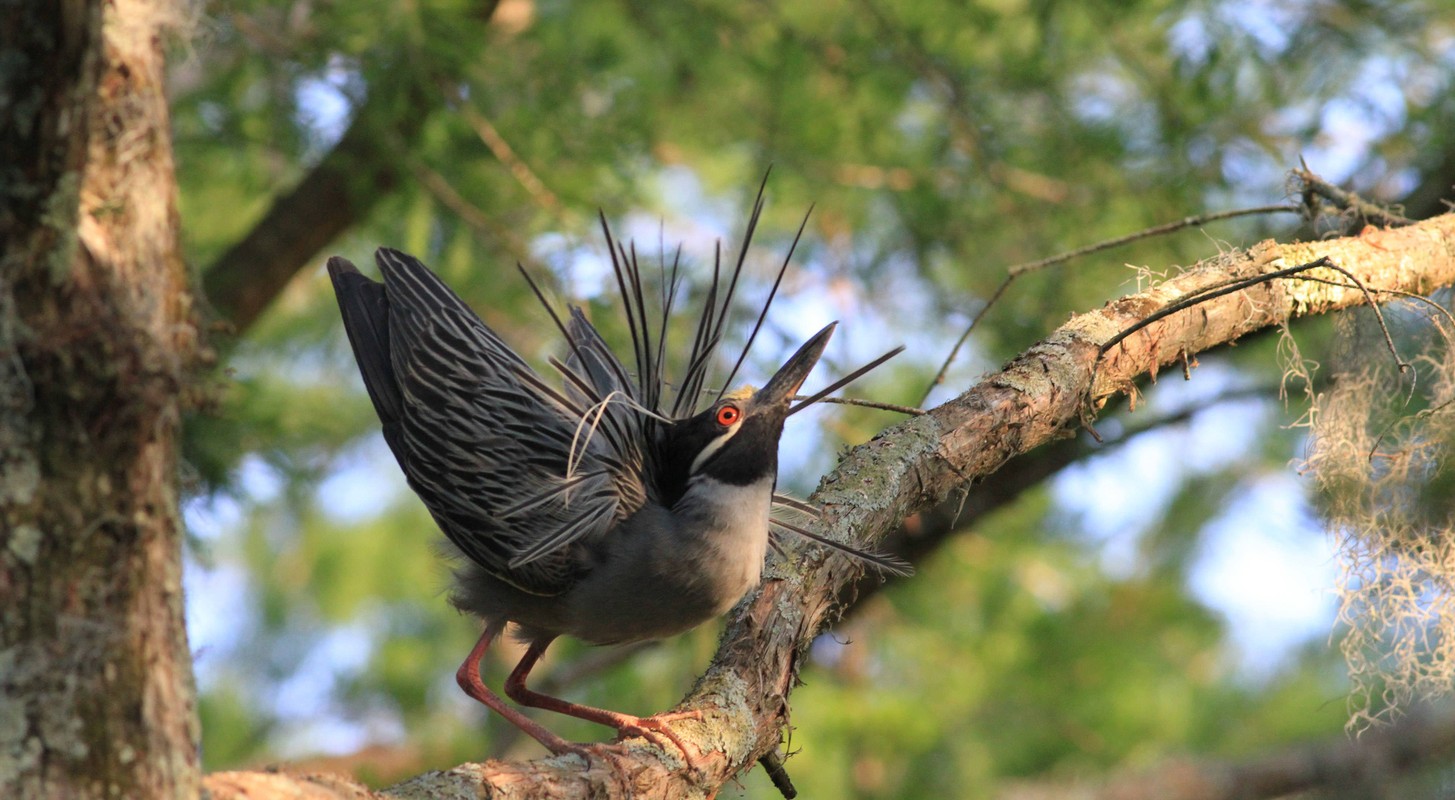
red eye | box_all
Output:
[716,405,741,426]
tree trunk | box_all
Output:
[0,1,201,798]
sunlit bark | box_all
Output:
[0,2,202,797]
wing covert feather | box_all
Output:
[367,248,649,595]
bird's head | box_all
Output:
[663,322,836,491]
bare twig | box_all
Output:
[793,395,924,415]
[1293,162,1416,229]
[1098,257,1406,364]
[918,274,1013,406]
[1293,278,1455,333]
[920,204,1301,405]
[1008,205,1304,279]
[788,346,905,416]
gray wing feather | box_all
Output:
[346,248,650,595]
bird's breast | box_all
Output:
[675,475,774,614]
[558,475,776,646]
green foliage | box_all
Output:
[169,0,1455,792]
[782,501,1344,797]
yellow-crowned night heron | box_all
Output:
[326,201,908,760]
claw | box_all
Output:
[611,712,703,768]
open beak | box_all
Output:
[753,322,837,409]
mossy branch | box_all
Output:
[201,214,1455,797]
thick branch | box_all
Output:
[203,214,1455,798]
[200,81,432,332]
[200,2,503,333]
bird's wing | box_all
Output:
[328,257,404,446]
[350,248,650,595]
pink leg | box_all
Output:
[503,637,703,765]
[455,623,579,755]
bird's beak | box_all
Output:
[753,322,837,409]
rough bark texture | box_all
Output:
[0,1,202,798]
[202,216,1455,797]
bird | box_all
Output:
[326,198,910,761]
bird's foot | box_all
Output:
[612,712,704,768]
[549,736,694,775]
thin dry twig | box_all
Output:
[919,204,1302,405]
[788,346,906,416]
[795,395,924,415]
[1008,205,1303,279]
[918,275,1013,407]
[442,82,569,223]
[1293,161,1416,229]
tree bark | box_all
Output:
[199,215,1455,797]
[0,1,202,798]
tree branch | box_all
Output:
[199,5,512,334]
[1291,165,1416,229]
[200,79,434,332]
[203,214,1455,797]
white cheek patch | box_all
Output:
[690,421,742,474]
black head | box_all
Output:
[657,323,836,499]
